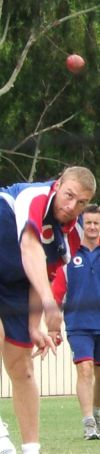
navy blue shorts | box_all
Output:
[0,280,32,347]
[67,331,100,364]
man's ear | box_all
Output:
[54,179,61,191]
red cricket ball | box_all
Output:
[66,54,85,74]
[56,333,62,346]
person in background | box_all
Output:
[0,167,96,454]
[52,204,100,440]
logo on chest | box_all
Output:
[73,256,84,267]
[41,224,54,244]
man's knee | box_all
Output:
[3,345,34,381]
[77,360,94,380]
[12,357,33,382]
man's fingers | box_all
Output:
[46,335,56,355]
[32,334,57,359]
[32,345,50,360]
[30,329,47,349]
[32,347,43,358]
[41,346,49,360]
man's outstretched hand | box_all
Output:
[32,328,63,360]
[30,298,63,359]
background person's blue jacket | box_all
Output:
[52,245,100,333]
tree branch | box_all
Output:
[27,80,71,180]
[28,140,41,182]
[0,12,11,47]
[0,0,3,20]
[0,30,36,95]
[34,80,71,134]
[2,155,27,181]
[0,148,69,166]
[33,111,81,136]
[0,4,99,96]
[41,5,100,33]
[0,110,80,156]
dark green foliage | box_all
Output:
[0,1,99,195]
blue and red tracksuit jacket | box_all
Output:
[0,180,83,284]
[52,245,100,333]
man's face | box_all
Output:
[53,178,92,224]
[83,212,100,240]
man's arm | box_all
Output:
[20,227,62,334]
[29,287,58,358]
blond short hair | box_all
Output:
[60,166,96,196]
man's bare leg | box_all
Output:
[2,342,40,452]
[76,361,99,439]
[93,365,100,433]
[76,361,94,416]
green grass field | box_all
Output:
[1,396,100,454]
